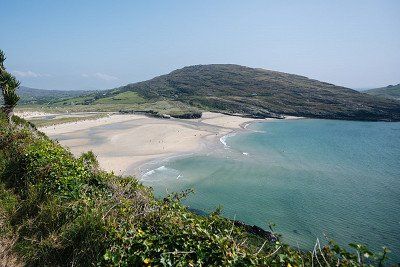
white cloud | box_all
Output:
[12,70,51,78]
[82,72,118,82]
[93,72,118,81]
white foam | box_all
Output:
[142,169,155,177]
[141,165,166,177]
[219,133,236,148]
[156,166,167,171]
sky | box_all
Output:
[1,0,399,90]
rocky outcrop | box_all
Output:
[233,220,278,242]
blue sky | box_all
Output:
[1,0,399,90]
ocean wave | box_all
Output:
[219,133,236,148]
[142,165,167,177]
[141,165,183,182]
[156,166,167,171]
[142,169,155,177]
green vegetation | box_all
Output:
[45,87,202,118]
[0,112,392,266]
[24,99,202,120]
[365,84,400,100]
[91,91,147,104]
[17,86,95,105]
[0,50,20,123]
[27,113,109,127]
[43,64,400,121]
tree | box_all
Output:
[0,50,20,124]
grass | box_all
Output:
[27,113,109,127]
[0,112,391,266]
[18,99,202,120]
[53,91,147,106]
[94,91,147,104]
[0,184,22,266]
[365,84,400,100]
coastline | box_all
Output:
[136,115,305,178]
[37,112,283,176]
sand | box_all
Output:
[15,111,57,119]
[40,114,146,135]
[39,112,262,175]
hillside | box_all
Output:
[66,64,400,121]
[365,84,400,100]
[16,86,91,105]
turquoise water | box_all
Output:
[140,119,400,262]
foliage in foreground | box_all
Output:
[0,113,391,266]
[0,49,20,123]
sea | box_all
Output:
[140,119,400,263]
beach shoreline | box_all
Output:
[34,111,301,176]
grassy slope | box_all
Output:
[93,91,147,104]
[365,84,400,100]
[15,86,94,105]
[0,114,390,266]
[86,64,400,121]
[25,87,199,117]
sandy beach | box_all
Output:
[38,112,268,175]
[15,111,58,119]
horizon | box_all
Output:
[1,0,399,91]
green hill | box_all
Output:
[65,64,400,121]
[1,86,93,106]
[16,86,94,104]
[365,84,400,100]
